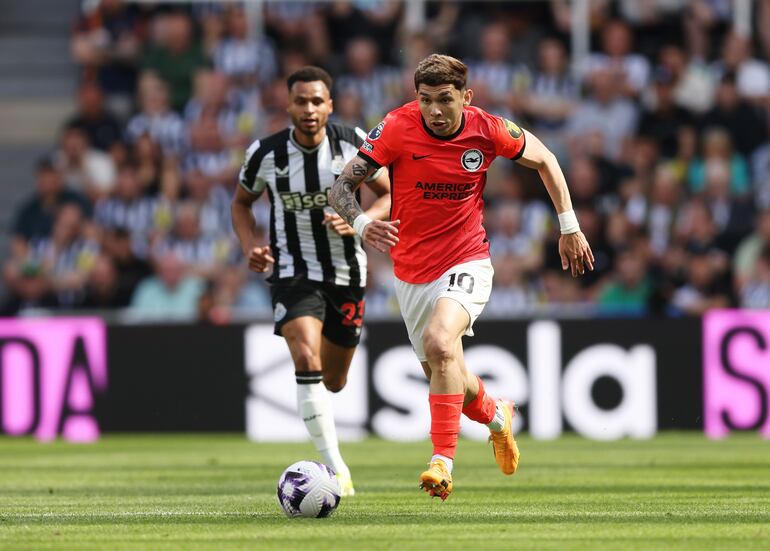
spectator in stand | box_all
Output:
[54,124,117,201]
[183,70,252,184]
[126,72,185,155]
[522,37,578,160]
[701,72,768,158]
[467,22,529,120]
[541,268,584,306]
[264,1,323,50]
[642,164,684,258]
[213,5,278,91]
[566,68,638,162]
[183,168,232,239]
[331,90,366,130]
[336,37,402,128]
[670,249,732,315]
[583,19,651,97]
[657,43,715,114]
[102,228,153,300]
[683,0,733,65]
[324,1,401,67]
[129,251,204,319]
[9,160,91,259]
[152,201,233,280]
[740,246,770,309]
[94,165,158,257]
[573,205,613,295]
[70,0,141,116]
[567,155,607,212]
[488,201,543,274]
[132,133,163,194]
[638,67,695,159]
[33,204,99,308]
[702,159,756,249]
[673,200,731,282]
[734,208,770,292]
[711,31,770,103]
[688,128,750,195]
[65,82,123,151]
[486,254,540,315]
[199,265,271,323]
[0,262,59,315]
[142,11,209,112]
[753,137,770,208]
[597,247,653,314]
[77,253,132,309]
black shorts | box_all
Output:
[270,276,365,348]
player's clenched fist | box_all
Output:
[323,212,356,236]
[362,219,400,253]
[248,245,275,273]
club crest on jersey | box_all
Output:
[274,302,287,322]
[331,156,345,175]
[503,118,523,139]
[461,149,484,172]
[368,121,385,141]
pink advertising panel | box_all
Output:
[0,318,107,442]
[704,310,770,439]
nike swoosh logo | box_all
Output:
[412,153,432,160]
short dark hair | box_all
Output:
[36,157,56,173]
[287,66,333,92]
[414,54,468,91]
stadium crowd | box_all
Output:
[5,0,770,320]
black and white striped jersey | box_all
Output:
[239,123,367,287]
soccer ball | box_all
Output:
[276,461,341,518]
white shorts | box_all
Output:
[394,258,494,362]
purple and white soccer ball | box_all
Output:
[277,460,341,518]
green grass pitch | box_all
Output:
[0,433,768,550]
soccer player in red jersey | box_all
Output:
[330,54,594,500]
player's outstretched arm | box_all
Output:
[516,129,594,277]
[330,156,400,253]
[231,184,274,273]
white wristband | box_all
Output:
[352,214,373,238]
[558,209,580,234]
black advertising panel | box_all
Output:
[98,324,247,431]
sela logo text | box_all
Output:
[280,190,331,211]
[704,310,770,438]
[372,321,657,441]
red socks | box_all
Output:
[462,376,496,425]
[429,393,464,459]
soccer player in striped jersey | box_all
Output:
[231,66,394,496]
[330,54,593,500]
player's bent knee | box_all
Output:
[422,331,454,366]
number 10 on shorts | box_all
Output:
[448,272,475,294]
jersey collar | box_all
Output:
[289,127,327,153]
[421,113,466,141]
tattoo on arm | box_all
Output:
[330,158,373,226]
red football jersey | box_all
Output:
[358,101,527,283]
